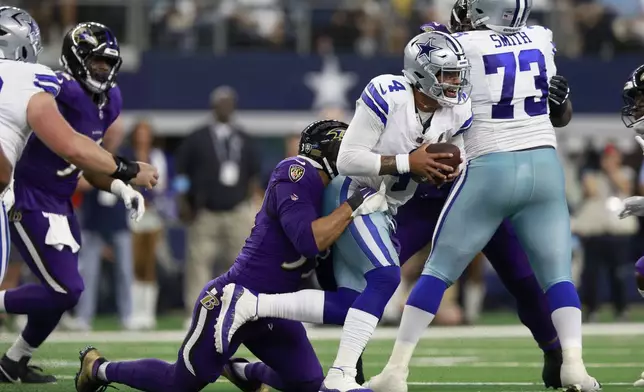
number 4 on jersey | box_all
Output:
[388,80,406,93]
[483,49,549,119]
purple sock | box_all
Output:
[323,288,360,325]
[103,359,205,392]
[244,362,287,390]
[503,275,560,351]
[351,266,400,318]
[407,275,447,314]
[546,281,581,311]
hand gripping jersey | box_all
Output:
[338,74,472,214]
[454,26,558,159]
[13,71,122,215]
[223,156,325,294]
[0,60,61,168]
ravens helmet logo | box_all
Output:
[72,26,98,47]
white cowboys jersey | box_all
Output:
[339,74,472,214]
[0,60,61,168]
[454,26,558,160]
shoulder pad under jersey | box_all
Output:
[358,74,411,128]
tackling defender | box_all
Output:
[0,22,148,383]
[368,1,601,391]
[74,120,389,392]
[615,64,644,387]
[215,30,472,392]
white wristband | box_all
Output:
[639,288,644,298]
[395,154,410,174]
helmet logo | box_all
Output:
[288,164,306,183]
[73,26,98,46]
[415,39,440,61]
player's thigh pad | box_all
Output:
[9,210,83,295]
[508,148,572,289]
[423,159,512,285]
[324,176,399,293]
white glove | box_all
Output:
[110,179,146,222]
[636,135,644,154]
[351,181,388,218]
[618,196,644,219]
[1,179,14,212]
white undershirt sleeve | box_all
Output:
[337,101,385,177]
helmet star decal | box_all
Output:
[415,39,440,61]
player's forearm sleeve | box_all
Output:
[275,182,320,258]
[336,103,383,176]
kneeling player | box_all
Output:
[214,30,472,392]
[74,120,388,392]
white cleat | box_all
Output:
[364,366,409,392]
[633,371,644,387]
[320,367,373,392]
[214,284,259,354]
[561,362,602,392]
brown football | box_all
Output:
[425,142,461,172]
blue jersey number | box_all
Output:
[388,80,406,92]
[483,49,548,119]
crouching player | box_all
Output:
[74,120,389,392]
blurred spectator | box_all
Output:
[20,0,76,43]
[573,144,638,322]
[220,0,287,48]
[150,0,197,51]
[123,120,168,330]
[175,86,260,325]
[73,119,134,331]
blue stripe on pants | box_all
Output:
[0,204,8,284]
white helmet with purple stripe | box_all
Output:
[468,0,532,35]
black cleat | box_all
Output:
[543,347,563,389]
[0,354,56,383]
[75,346,111,392]
[222,358,270,392]
[356,355,365,385]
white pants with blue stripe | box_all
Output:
[323,176,399,292]
[0,204,9,285]
[423,147,572,290]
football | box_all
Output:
[425,142,461,171]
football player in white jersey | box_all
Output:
[0,7,158,285]
[368,1,601,392]
[213,30,473,392]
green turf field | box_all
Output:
[0,323,642,391]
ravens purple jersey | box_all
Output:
[13,71,122,215]
[223,156,325,294]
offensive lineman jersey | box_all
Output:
[0,60,61,168]
[222,156,324,294]
[13,71,122,215]
[454,26,557,159]
[337,74,472,214]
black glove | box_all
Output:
[548,75,569,106]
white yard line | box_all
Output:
[2,323,643,343]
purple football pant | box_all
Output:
[394,196,559,349]
[5,210,83,348]
[104,278,323,392]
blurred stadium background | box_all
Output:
[2,0,644,390]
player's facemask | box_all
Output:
[425,66,472,107]
[79,50,121,94]
[622,88,644,128]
